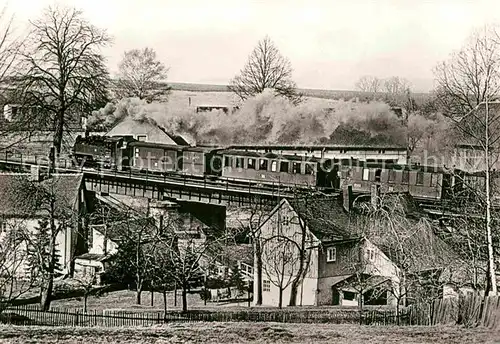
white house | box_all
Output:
[255,196,401,308]
[0,172,87,276]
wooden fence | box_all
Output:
[403,294,500,329]
[2,304,410,327]
[2,294,499,328]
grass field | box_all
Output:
[0,323,497,343]
[50,289,250,312]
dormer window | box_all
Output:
[327,247,336,262]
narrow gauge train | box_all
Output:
[72,135,134,169]
[338,161,462,201]
[72,136,461,201]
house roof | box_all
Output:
[107,117,192,146]
[0,173,83,218]
[75,253,111,262]
[335,274,392,293]
[288,196,352,242]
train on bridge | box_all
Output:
[72,135,466,202]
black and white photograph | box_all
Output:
[0,0,499,343]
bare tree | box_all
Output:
[358,194,465,322]
[355,75,382,94]
[232,199,273,305]
[0,221,36,314]
[73,271,98,313]
[434,26,500,295]
[229,36,300,103]
[261,234,299,309]
[114,47,170,102]
[18,5,111,169]
[148,243,175,318]
[434,25,500,118]
[0,5,21,87]
[383,76,411,96]
[106,217,158,305]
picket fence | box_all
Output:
[2,304,411,327]
[1,294,499,328]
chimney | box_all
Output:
[30,165,41,182]
[370,184,380,208]
[343,185,353,212]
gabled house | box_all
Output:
[255,196,400,307]
[106,117,191,145]
[256,193,476,308]
[0,172,87,276]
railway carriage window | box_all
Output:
[280,161,289,172]
[305,163,315,175]
[248,158,256,169]
[375,169,382,182]
[362,168,369,181]
[236,157,244,168]
[402,170,409,184]
[224,156,233,167]
[135,148,139,158]
[292,162,301,174]
[388,170,396,182]
[271,160,277,172]
[259,159,268,171]
[416,172,424,185]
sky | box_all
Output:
[6,0,500,92]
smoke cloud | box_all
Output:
[89,91,448,148]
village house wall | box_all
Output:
[1,217,77,276]
[88,226,119,256]
[257,200,321,307]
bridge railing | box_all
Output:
[0,152,331,196]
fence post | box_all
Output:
[75,310,79,326]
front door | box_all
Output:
[332,287,340,305]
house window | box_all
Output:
[343,291,356,301]
[259,159,268,171]
[263,280,271,292]
[430,173,438,187]
[281,214,290,226]
[327,247,336,262]
[366,249,375,261]
[235,157,244,168]
[416,172,424,185]
[248,158,256,169]
[0,220,6,233]
[362,168,370,181]
[224,156,233,167]
[305,163,315,175]
[388,170,396,182]
[271,160,277,172]
[402,170,409,184]
[137,135,147,141]
[280,161,289,172]
[292,162,301,174]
